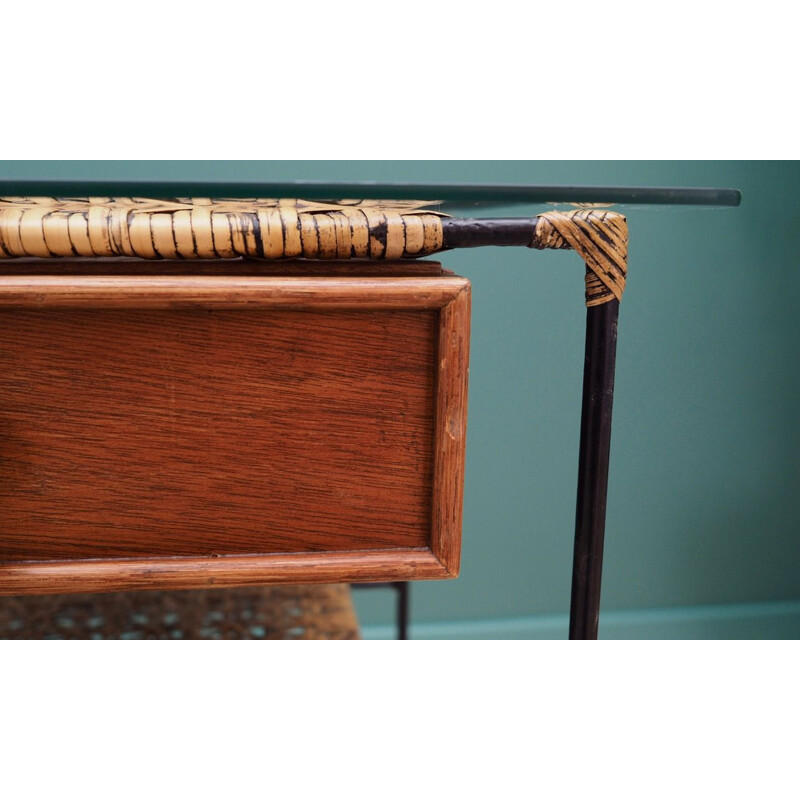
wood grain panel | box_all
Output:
[0,306,436,561]
[0,269,470,595]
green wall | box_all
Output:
[3,161,798,638]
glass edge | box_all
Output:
[0,181,742,207]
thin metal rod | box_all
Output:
[569,299,619,640]
[441,218,536,248]
[350,581,410,639]
[394,582,409,640]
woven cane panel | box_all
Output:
[0,584,360,640]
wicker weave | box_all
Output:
[0,584,361,640]
[0,197,444,261]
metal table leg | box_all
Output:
[569,299,619,639]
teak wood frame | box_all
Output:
[0,274,470,596]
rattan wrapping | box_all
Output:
[531,209,628,306]
[0,197,444,261]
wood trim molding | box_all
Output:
[431,284,471,576]
[0,274,467,310]
[0,272,471,595]
[0,549,448,597]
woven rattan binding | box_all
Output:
[0,198,627,305]
[531,210,628,306]
[0,197,444,261]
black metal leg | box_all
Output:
[569,299,619,640]
[394,581,409,640]
[350,581,410,639]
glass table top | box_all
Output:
[0,180,741,215]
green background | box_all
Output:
[2,161,797,638]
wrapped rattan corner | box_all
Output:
[531,210,628,306]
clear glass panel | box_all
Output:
[0,179,741,215]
